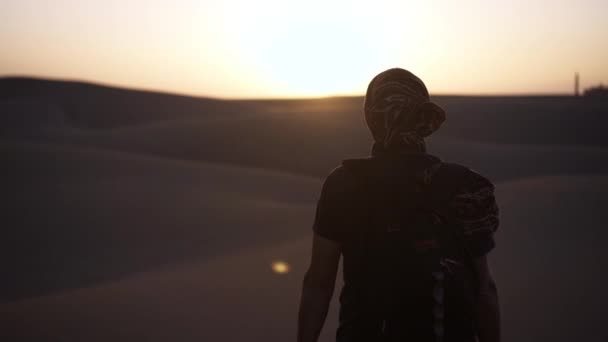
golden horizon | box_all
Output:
[1,0,606,98]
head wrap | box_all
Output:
[364,68,446,153]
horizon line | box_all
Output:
[0,74,582,101]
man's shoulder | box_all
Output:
[314,162,369,242]
[325,163,354,182]
[321,162,362,195]
[323,157,495,197]
[319,157,381,200]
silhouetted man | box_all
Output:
[297,68,500,342]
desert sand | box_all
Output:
[1,78,607,341]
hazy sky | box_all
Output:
[1,0,606,98]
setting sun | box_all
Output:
[213,0,430,97]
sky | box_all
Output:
[1,0,607,99]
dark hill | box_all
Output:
[2,77,608,147]
[3,77,608,181]
[0,77,250,129]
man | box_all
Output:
[297,68,500,342]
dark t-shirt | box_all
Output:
[313,153,499,341]
[313,154,499,256]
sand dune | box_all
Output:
[2,175,607,342]
[0,99,68,135]
[492,175,608,342]
[4,78,608,184]
[10,106,607,182]
[3,78,608,147]
[428,136,608,181]
[0,77,253,129]
[2,79,608,341]
[1,141,320,302]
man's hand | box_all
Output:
[297,233,341,342]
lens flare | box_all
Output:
[271,261,290,274]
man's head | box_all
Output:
[364,68,446,151]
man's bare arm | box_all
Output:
[297,233,341,342]
[474,255,501,342]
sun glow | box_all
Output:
[2,0,607,98]
[213,0,433,97]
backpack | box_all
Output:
[339,154,478,342]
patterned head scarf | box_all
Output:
[364,68,446,152]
